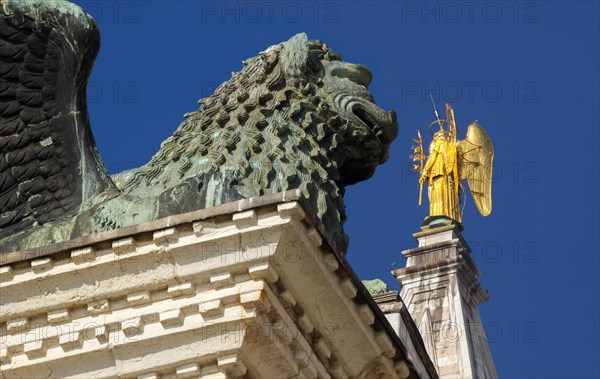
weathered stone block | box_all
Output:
[31,257,53,272]
[71,246,96,264]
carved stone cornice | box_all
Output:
[1,194,436,378]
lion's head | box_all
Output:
[120,33,398,252]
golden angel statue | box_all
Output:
[412,104,494,224]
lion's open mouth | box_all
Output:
[352,104,397,145]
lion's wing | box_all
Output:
[0,2,115,237]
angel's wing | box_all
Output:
[0,1,115,238]
[457,122,494,216]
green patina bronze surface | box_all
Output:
[362,279,390,296]
[0,1,398,255]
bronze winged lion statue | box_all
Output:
[0,0,398,254]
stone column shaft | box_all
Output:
[393,223,497,379]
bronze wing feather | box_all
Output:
[0,1,115,238]
[457,122,494,216]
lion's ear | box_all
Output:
[281,33,309,78]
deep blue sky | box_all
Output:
[72,1,599,378]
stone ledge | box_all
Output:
[0,190,307,265]
[0,193,437,379]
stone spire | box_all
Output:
[393,219,497,378]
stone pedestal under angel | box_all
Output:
[412,104,494,225]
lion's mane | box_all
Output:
[123,36,351,247]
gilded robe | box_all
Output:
[421,132,461,222]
